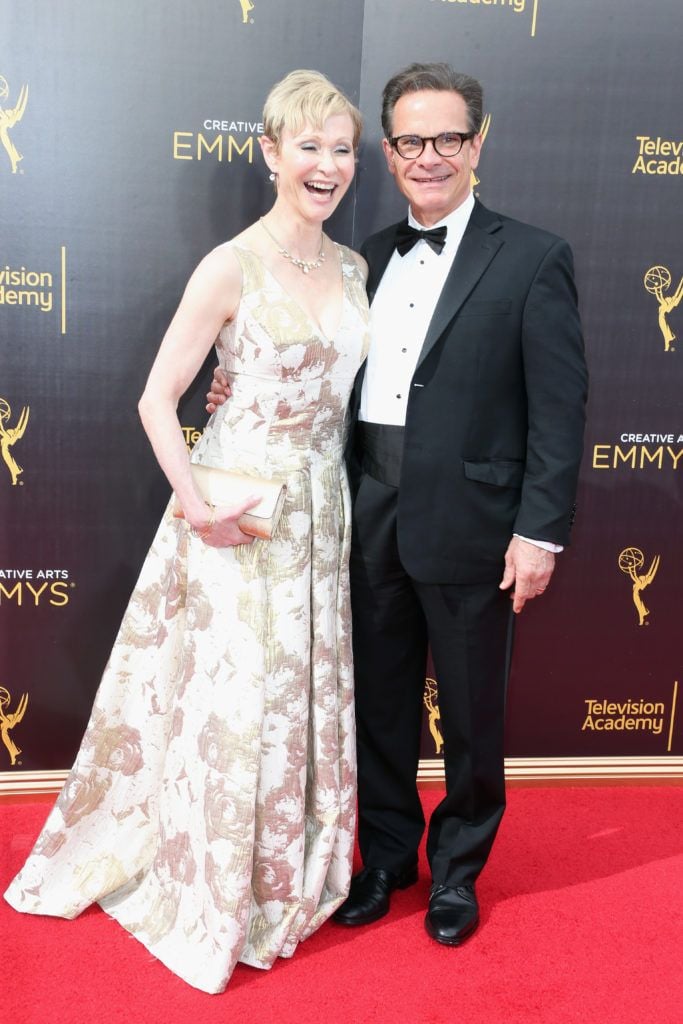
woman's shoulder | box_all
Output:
[196,240,242,284]
[195,229,263,291]
[182,241,245,323]
[218,224,272,273]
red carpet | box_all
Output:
[3,786,682,1024]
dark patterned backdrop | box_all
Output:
[1,0,681,779]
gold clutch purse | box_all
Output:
[173,463,287,540]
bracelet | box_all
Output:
[192,503,216,539]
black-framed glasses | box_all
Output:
[389,131,475,159]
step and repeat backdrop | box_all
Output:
[1,0,681,780]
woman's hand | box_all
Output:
[189,496,260,547]
[206,368,232,414]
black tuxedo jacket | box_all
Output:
[349,199,588,585]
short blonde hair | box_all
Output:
[263,69,363,151]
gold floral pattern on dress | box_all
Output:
[125,884,182,946]
[74,854,128,902]
[198,714,240,773]
[204,777,239,842]
[89,724,144,776]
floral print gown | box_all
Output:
[4,244,370,995]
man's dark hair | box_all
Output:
[381,62,484,137]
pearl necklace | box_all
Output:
[259,218,326,274]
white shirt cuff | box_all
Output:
[514,534,563,554]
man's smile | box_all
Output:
[410,174,451,183]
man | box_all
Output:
[210,63,587,947]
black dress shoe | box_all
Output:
[424,884,479,946]
[333,865,418,926]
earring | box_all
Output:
[269,172,276,182]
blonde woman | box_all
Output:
[5,70,369,994]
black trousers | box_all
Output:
[350,425,513,887]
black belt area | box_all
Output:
[356,421,405,488]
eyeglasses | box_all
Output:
[389,131,476,159]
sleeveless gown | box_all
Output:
[4,243,370,994]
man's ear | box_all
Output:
[468,132,482,172]
[381,137,397,177]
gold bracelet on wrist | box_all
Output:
[192,503,216,539]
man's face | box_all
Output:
[382,90,481,227]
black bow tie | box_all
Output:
[395,223,447,256]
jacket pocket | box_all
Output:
[463,459,524,488]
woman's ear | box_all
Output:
[259,135,279,176]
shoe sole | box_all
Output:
[333,867,419,927]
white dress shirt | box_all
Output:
[360,193,475,426]
[359,193,561,554]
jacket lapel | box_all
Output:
[416,203,504,371]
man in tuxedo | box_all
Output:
[331,63,587,945]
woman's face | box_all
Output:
[261,113,356,223]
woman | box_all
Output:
[5,70,369,994]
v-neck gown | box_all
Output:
[4,244,370,994]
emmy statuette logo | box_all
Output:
[0,685,28,766]
[424,677,444,754]
[643,266,683,353]
[0,397,30,485]
[471,113,491,192]
[0,75,28,173]
[238,0,254,23]
[618,547,660,626]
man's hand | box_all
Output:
[206,368,232,414]
[499,536,555,614]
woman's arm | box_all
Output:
[138,245,255,543]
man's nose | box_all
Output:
[417,140,443,166]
